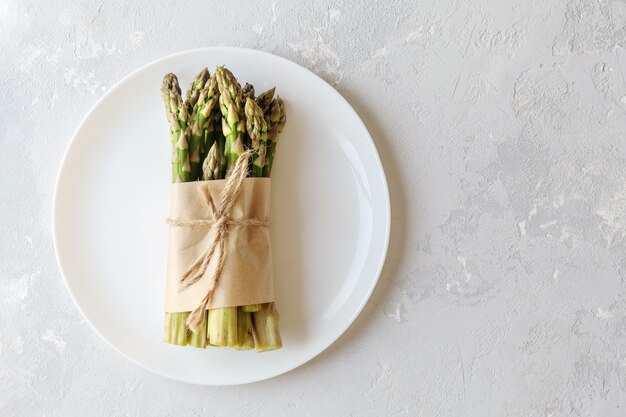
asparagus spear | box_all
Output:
[164,311,188,346]
[188,312,207,348]
[233,98,270,316]
[189,77,238,347]
[182,69,210,181]
[162,73,211,348]
[185,67,210,108]
[241,83,256,148]
[255,87,275,113]
[211,107,226,178]
[189,74,219,180]
[206,71,244,346]
[170,92,192,183]
[215,66,246,176]
[197,138,237,347]
[202,142,222,181]
[204,76,221,162]
[245,97,269,178]
[208,307,237,347]
[161,74,184,143]
[175,125,192,182]
[263,96,286,177]
[251,95,286,351]
[204,87,266,347]
[242,82,255,101]
[236,307,255,350]
[161,73,192,346]
[161,74,185,182]
[252,303,282,351]
[208,303,239,347]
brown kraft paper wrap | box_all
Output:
[165,177,273,313]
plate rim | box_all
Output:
[52,46,391,385]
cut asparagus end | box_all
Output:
[208,307,238,347]
[241,304,261,313]
[235,308,255,350]
[236,336,255,350]
[164,312,189,346]
[252,303,282,352]
[188,311,207,349]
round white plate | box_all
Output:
[53,47,390,385]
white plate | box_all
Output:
[52,47,390,385]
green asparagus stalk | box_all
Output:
[161,74,186,182]
[206,70,245,346]
[175,125,192,183]
[161,73,192,346]
[235,97,270,316]
[252,95,285,351]
[188,311,207,348]
[241,83,255,149]
[184,75,222,348]
[267,96,286,139]
[161,74,183,144]
[200,124,238,347]
[236,308,255,350]
[208,307,238,347]
[245,97,269,178]
[185,67,210,108]
[202,142,222,181]
[242,82,255,101]
[205,77,221,162]
[164,311,188,345]
[252,303,282,351]
[215,66,246,176]
[189,74,219,180]
[263,96,286,177]
[212,107,226,178]
[182,68,209,182]
[162,73,209,347]
[255,87,275,113]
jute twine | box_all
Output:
[166,150,270,331]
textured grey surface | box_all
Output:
[2,0,626,415]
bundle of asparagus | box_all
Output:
[161,66,285,352]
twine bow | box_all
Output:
[166,150,269,331]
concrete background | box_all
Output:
[2,0,626,415]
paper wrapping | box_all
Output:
[165,178,273,312]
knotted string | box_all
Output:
[166,150,269,331]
